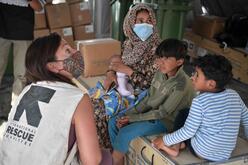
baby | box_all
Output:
[105,55,134,97]
[88,55,148,117]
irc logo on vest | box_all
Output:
[4,86,55,146]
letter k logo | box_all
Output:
[13,86,55,127]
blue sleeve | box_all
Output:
[163,98,203,146]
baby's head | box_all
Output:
[110,55,122,63]
[192,54,233,92]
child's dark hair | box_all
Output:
[155,38,188,60]
[193,54,233,89]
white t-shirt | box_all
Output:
[0,81,83,165]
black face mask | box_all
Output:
[62,51,84,78]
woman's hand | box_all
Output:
[116,116,130,128]
[109,62,133,76]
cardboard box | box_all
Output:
[73,24,95,40]
[69,2,91,26]
[77,38,121,77]
[45,3,72,29]
[50,27,74,47]
[192,16,225,39]
[33,29,50,39]
[125,136,248,165]
[34,12,47,29]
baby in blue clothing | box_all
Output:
[89,55,147,117]
[89,79,147,117]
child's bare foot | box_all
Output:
[160,143,186,157]
[159,143,180,157]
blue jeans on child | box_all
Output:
[108,116,167,153]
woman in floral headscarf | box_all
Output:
[92,3,160,149]
[109,3,160,90]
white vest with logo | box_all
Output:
[0,81,83,165]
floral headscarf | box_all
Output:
[122,3,160,66]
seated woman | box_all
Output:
[92,3,161,149]
[0,33,102,165]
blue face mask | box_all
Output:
[133,23,153,41]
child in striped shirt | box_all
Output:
[152,54,248,161]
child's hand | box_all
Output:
[152,136,166,149]
[116,116,129,128]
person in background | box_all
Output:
[0,0,42,121]
[109,39,195,165]
[152,54,248,162]
[0,33,102,165]
[92,3,161,149]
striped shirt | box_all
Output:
[163,89,248,161]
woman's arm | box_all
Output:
[109,61,155,89]
[28,0,43,11]
[72,94,102,164]
[109,61,133,76]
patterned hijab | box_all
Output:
[122,3,160,66]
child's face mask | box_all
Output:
[133,23,153,41]
[62,51,84,78]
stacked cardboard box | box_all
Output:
[73,24,94,40]
[45,3,75,47]
[45,3,72,29]
[33,8,50,39]
[69,1,95,41]
[192,16,225,39]
[40,1,95,47]
[50,27,74,48]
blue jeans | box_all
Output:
[108,116,167,153]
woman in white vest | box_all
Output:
[0,33,102,165]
